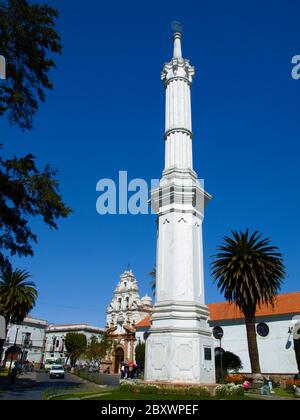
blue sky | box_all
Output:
[1,0,299,326]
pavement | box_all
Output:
[247,392,299,401]
[1,373,297,401]
[0,371,120,400]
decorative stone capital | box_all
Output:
[150,176,211,220]
[161,59,195,87]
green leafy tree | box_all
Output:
[211,229,285,374]
[0,1,71,268]
[0,152,71,269]
[215,350,243,382]
[85,334,111,367]
[135,341,145,370]
[0,0,62,130]
[65,333,87,367]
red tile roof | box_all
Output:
[136,315,152,328]
[209,292,300,321]
[135,292,300,328]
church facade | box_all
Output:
[101,270,152,374]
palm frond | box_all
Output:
[211,229,285,317]
[0,267,38,324]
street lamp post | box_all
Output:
[213,326,224,383]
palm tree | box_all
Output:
[0,268,38,329]
[211,229,285,374]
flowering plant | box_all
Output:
[224,374,244,384]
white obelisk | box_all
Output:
[145,28,215,384]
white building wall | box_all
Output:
[210,315,299,374]
[2,318,47,366]
[45,326,104,365]
[138,314,299,375]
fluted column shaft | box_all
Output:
[161,33,195,173]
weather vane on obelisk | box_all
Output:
[172,20,183,34]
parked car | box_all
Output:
[49,364,65,379]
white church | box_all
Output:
[101,270,152,374]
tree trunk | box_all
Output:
[245,315,261,374]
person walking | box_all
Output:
[124,362,129,379]
[10,363,18,385]
[120,363,125,379]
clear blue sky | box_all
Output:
[1,0,299,326]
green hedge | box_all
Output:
[74,369,103,385]
[120,382,211,397]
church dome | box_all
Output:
[141,294,152,306]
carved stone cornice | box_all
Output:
[106,323,117,335]
[164,127,193,140]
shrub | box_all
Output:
[193,387,211,397]
[139,385,160,394]
[227,384,244,396]
[119,383,212,398]
[215,384,244,398]
[74,369,103,385]
[215,385,228,398]
[183,387,197,396]
[120,381,136,393]
[120,382,160,395]
[160,387,183,396]
[120,379,138,392]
